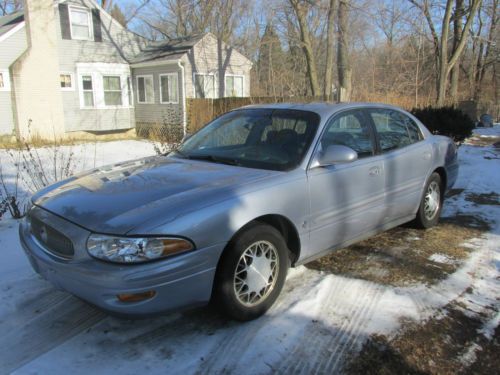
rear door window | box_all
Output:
[368,109,423,152]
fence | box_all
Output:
[186,96,321,133]
[185,94,430,133]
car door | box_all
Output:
[366,108,433,221]
[306,109,386,256]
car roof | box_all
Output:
[241,102,408,119]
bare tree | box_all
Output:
[473,0,498,100]
[449,0,464,103]
[324,0,337,100]
[337,0,352,101]
[289,0,320,96]
[0,0,23,15]
[409,0,482,106]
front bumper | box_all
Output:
[19,206,226,316]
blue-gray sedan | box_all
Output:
[19,103,458,321]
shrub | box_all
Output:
[410,106,475,143]
[0,122,90,220]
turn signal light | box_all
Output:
[117,291,156,303]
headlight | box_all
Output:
[86,234,194,263]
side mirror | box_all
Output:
[310,145,358,168]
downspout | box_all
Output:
[178,60,187,136]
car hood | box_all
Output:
[33,156,276,234]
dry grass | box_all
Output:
[306,217,488,286]
[0,131,139,150]
[347,304,499,375]
[465,134,500,147]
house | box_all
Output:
[0,0,252,140]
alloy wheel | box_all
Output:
[233,240,279,307]
[424,180,441,220]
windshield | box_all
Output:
[174,109,320,171]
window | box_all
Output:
[321,111,375,158]
[225,75,244,97]
[194,73,215,98]
[368,109,423,152]
[81,75,94,107]
[136,75,154,103]
[69,7,92,40]
[77,63,131,109]
[178,109,320,171]
[60,73,74,90]
[103,76,122,106]
[160,73,179,103]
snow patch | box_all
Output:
[429,253,456,265]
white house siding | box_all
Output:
[0,24,27,135]
[11,0,65,139]
[132,64,183,127]
[181,34,252,99]
[55,0,145,133]
[0,91,14,135]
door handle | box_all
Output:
[369,166,381,176]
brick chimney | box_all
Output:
[11,0,65,140]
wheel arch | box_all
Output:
[433,166,447,196]
[221,214,302,266]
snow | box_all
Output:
[429,253,456,265]
[473,124,500,137]
[0,128,499,374]
[0,140,155,214]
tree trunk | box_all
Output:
[411,0,481,106]
[337,0,352,102]
[474,0,497,100]
[436,0,481,106]
[324,0,337,100]
[450,0,464,104]
[290,0,320,96]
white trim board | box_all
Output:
[0,21,25,44]
[131,60,182,68]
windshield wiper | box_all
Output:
[185,154,242,166]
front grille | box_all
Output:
[30,215,75,259]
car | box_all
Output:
[19,103,459,321]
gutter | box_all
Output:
[178,60,187,136]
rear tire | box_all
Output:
[213,223,289,321]
[414,172,443,229]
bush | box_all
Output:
[410,106,475,143]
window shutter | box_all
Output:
[59,4,71,40]
[92,9,102,42]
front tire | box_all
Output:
[213,223,289,321]
[415,172,443,229]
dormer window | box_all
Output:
[69,7,93,40]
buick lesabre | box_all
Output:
[20,103,458,321]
